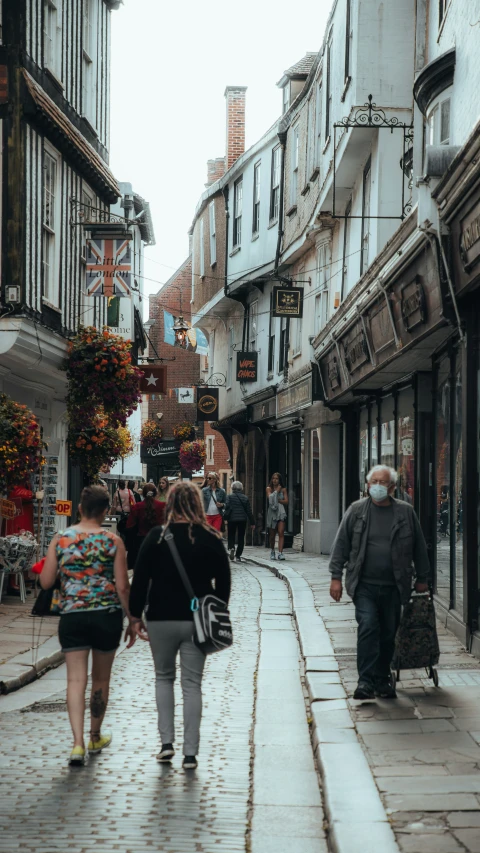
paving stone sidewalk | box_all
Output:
[247,546,480,853]
[0,589,62,693]
[0,562,326,853]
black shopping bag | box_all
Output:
[392,595,440,671]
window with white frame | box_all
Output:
[206,436,215,465]
[282,84,290,115]
[278,316,287,373]
[249,301,258,352]
[293,316,302,355]
[270,145,281,221]
[325,32,333,142]
[427,97,451,146]
[252,161,261,234]
[209,201,216,265]
[314,243,330,335]
[291,123,299,203]
[227,326,234,387]
[43,148,59,305]
[233,178,243,247]
[360,157,372,276]
[82,0,95,126]
[199,218,205,277]
[306,96,315,179]
[43,0,62,79]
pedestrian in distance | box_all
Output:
[266,473,288,561]
[126,483,165,570]
[224,481,255,562]
[201,472,226,532]
[157,476,170,504]
[129,480,231,770]
[40,486,137,767]
[112,479,135,540]
[329,465,430,700]
[128,479,142,503]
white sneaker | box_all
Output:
[277,552,285,561]
[270,550,276,560]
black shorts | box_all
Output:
[59,608,124,653]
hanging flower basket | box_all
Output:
[173,421,195,443]
[68,410,134,479]
[64,326,142,427]
[179,439,206,473]
[0,394,46,493]
[141,420,164,448]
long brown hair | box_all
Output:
[142,482,158,528]
[164,480,222,542]
[268,472,284,489]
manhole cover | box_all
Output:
[22,700,67,713]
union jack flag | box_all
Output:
[85,238,132,297]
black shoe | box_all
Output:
[183,755,198,770]
[353,682,375,700]
[157,743,175,762]
[375,678,397,699]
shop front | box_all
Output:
[432,123,480,649]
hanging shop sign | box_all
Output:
[138,366,167,395]
[342,324,370,374]
[140,439,179,464]
[459,198,480,274]
[400,276,426,333]
[272,286,304,318]
[85,237,132,297]
[236,352,258,382]
[196,387,219,421]
[276,374,312,418]
[368,298,396,355]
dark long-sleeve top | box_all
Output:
[126,499,165,536]
[129,522,231,621]
[225,492,255,524]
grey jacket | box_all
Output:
[202,485,226,514]
[329,497,431,604]
[225,492,255,524]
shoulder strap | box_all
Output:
[163,530,197,604]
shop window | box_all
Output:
[310,430,320,519]
[453,362,463,613]
[359,407,369,498]
[397,388,415,505]
[435,358,450,606]
[380,396,395,470]
[370,403,379,466]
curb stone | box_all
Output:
[0,637,64,695]
[246,554,400,853]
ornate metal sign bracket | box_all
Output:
[194,373,227,387]
[333,94,414,222]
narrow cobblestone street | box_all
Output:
[0,563,326,853]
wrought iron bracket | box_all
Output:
[193,373,226,387]
[333,95,414,222]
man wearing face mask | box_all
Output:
[329,465,430,700]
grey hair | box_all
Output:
[231,481,243,492]
[366,465,398,486]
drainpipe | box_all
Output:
[274,131,287,274]
[223,185,230,298]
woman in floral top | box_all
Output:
[41,486,136,767]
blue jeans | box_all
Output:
[354,582,401,686]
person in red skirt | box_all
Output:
[201,472,226,532]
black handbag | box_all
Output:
[31,578,61,616]
[163,529,233,655]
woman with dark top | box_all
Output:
[40,486,136,766]
[266,472,288,561]
[128,480,142,503]
[129,480,231,770]
[126,483,165,569]
[225,481,255,562]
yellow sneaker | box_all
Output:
[87,732,112,753]
[69,746,86,766]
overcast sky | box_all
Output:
[109,0,331,305]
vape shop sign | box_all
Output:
[236,352,258,382]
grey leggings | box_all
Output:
[147,620,206,756]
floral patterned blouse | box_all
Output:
[55,527,121,614]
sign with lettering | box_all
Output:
[272,286,304,318]
[236,352,258,382]
[460,198,480,273]
[196,387,219,421]
[56,500,72,516]
[140,440,179,464]
[0,498,16,519]
[276,374,312,417]
[369,299,395,355]
[251,397,277,422]
[400,276,426,333]
[342,325,370,374]
[85,237,132,297]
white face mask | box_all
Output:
[369,484,389,502]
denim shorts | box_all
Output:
[58,608,123,653]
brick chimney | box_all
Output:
[205,157,226,187]
[224,86,247,171]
